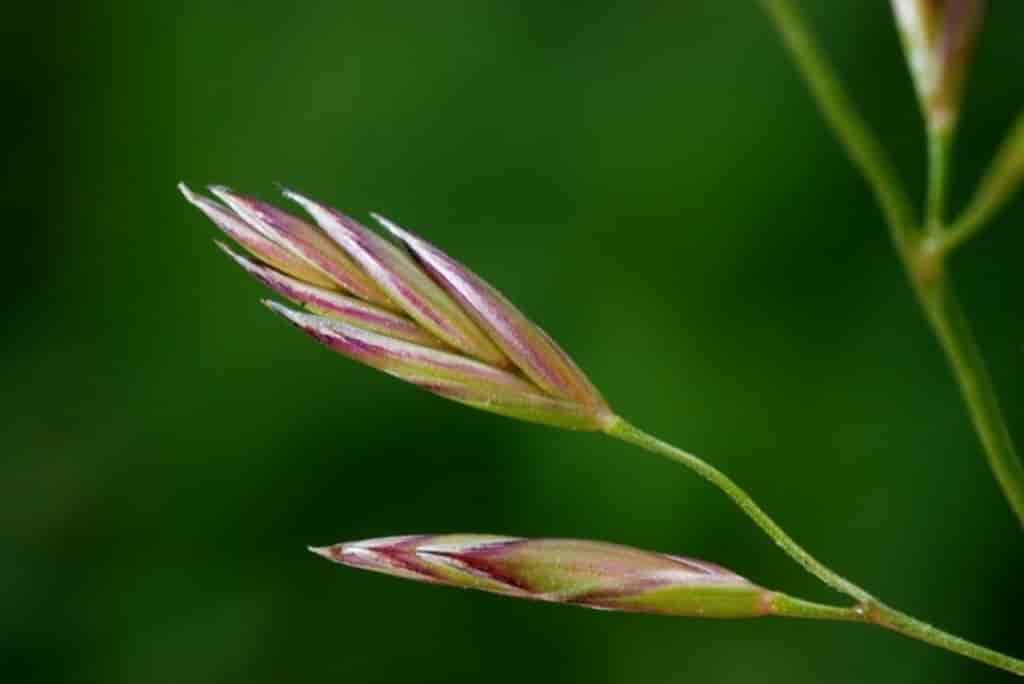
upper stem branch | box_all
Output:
[943,110,1024,254]
[761,0,1024,525]
[759,0,918,246]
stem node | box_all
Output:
[908,238,946,289]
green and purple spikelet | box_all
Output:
[179,184,614,430]
[311,535,776,619]
[181,185,820,622]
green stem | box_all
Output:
[914,115,1022,521]
[942,110,1024,254]
[925,127,953,235]
[761,0,1024,524]
[606,418,871,603]
[758,0,918,246]
[769,593,862,622]
[606,418,1024,675]
[867,604,1024,677]
[910,263,1024,524]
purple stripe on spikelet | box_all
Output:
[209,186,394,309]
[659,555,751,582]
[179,183,338,289]
[416,545,534,593]
[216,242,443,348]
[311,535,769,618]
[373,214,609,413]
[264,301,539,396]
[181,183,617,430]
[282,189,506,367]
[318,536,449,585]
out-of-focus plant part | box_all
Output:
[891,0,986,134]
[891,0,986,234]
[944,111,1024,251]
[758,0,918,247]
[761,0,1024,529]
[179,183,613,431]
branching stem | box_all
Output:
[607,418,869,603]
[606,418,1024,676]
[760,0,1024,526]
[757,0,917,246]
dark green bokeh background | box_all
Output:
[6,2,1023,682]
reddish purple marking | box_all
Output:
[241,258,430,342]
[372,539,446,581]
[661,554,749,581]
[319,206,471,349]
[418,545,533,593]
[383,220,601,404]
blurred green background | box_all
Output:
[6,2,1023,682]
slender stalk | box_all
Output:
[910,266,1024,523]
[867,604,1024,677]
[916,120,1024,523]
[758,0,918,246]
[925,127,953,235]
[768,594,862,622]
[606,418,1024,676]
[909,60,1024,523]
[943,110,1024,254]
[606,418,872,603]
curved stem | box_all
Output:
[773,594,1024,674]
[606,417,872,603]
[606,418,1024,675]
[759,0,918,246]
